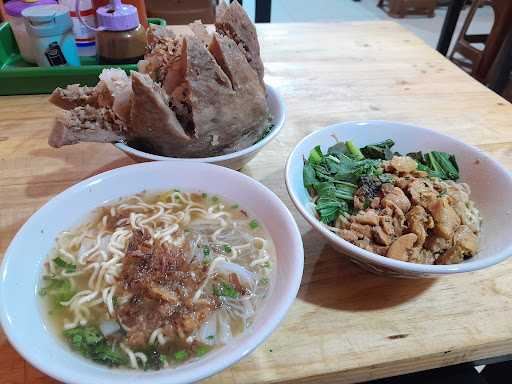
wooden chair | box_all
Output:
[377,0,436,18]
[1,0,7,23]
[449,0,512,83]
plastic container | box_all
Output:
[22,4,80,67]
[92,0,148,28]
[0,18,165,95]
[59,0,97,57]
[4,0,57,63]
[94,0,147,64]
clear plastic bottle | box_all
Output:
[59,0,97,57]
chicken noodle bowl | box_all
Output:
[40,191,275,370]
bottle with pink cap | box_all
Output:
[77,0,147,64]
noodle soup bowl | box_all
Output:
[0,161,303,384]
[286,120,512,278]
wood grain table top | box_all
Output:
[1,21,512,384]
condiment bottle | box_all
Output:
[92,0,147,28]
[22,4,80,67]
[4,0,57,63]
[77,0,147,64]
[59,0,97,57]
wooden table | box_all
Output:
[2,21,512,384]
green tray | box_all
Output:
[0,18,166,96]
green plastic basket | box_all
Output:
[0,18,166,96]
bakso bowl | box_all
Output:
[285,120,512,278]
[115,84,286,170]
[0,161,303,384]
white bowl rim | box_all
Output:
[114,84,286,162]
[285,119,512,275]
[0,161,304,384]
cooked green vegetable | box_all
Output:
[303,138,460,225]
[223,245,232,253]
[63,326,128,367]
[40,276,76,307]
[213,281,239,298]
[408,150,459,180]
[360,139,395,160]
[345,140,365,160]
[249,219,259,229]
[53,256,76,273]
[196,345,210,357]
[203,245,210,256]
[174,350,188,362]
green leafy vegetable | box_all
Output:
[303,161,319,189]
[196,345,210,357]
[411,150,459,180]
[360,139,395,160]
[63,326,128,367]
[213,281,239,298]
[308,145,324,165]
[345,140,365,160]
[249,219,259,230]
[174,350,188,362]
[53,256,76,273]
[40,276,76,307]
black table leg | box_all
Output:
[436,0,466,55]
[255,0,271,23]
[489,28,512,93]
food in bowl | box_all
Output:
[47,1,272,158]
[39,189,275,370]
[303,138,481,265]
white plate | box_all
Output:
[115,84,286,170]
[0,161,303,384]
[285,120,512,277]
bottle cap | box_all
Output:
[96,0,140,31]
[22,4,73,37]
[5,0,56,18]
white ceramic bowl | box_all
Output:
[115,85,286,170]
[286,120,512,278]
[0,161,303,384]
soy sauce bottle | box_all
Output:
[95,0,146,64]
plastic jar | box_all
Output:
[22,4,80,67]
[94,0,147,64]
[58,0,97,57]
[4,0,57,63]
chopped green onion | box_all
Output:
[195,345,210,357]
[203,246,210,256]
[53,257,76,273]
[206,335,215,340]
[259,277,269,286]
[223,245,232,253]
[262,261,271,268]
[174,350,188,362]
[249,219,259,230]
[213,281,239,298]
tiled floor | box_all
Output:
[242,0,494,51]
